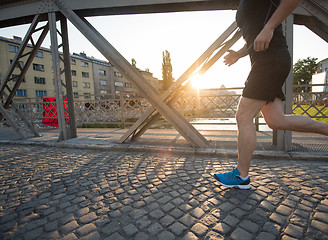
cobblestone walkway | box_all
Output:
[0,145,327,240]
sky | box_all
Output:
[1,10,328,89]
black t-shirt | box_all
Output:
[236,0,287,56]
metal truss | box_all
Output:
[53,0,210,147]
[119,23,242,143]
[0,14,47,138]
[0,11,77,140]
[0,0,327,149]
[48,12,77,140]
[298,0,328,42]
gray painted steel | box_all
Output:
[0,0,238,28]
[0,0,327,148]
[49,12,68,140]
[53,0,209,147]
[0,0,327,28]
[119,23,242,143]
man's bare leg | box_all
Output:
[261,98,328,135]
[235,97,267,177]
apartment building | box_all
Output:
[312,58,328,93]
[69,53,95,101]
[0,36,163,103]
[140,70,163,94]
[0,36,95,103]
[74,52,163,98]
[73,52,135,99]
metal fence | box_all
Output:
[9,85,328,129]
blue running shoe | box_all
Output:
[212,168,251,189]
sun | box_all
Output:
[190,74,211,89]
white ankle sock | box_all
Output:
[239,175,249,180]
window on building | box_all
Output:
[33,63,44,71]
[15,89,27,97]
[81,61,89,67]
[83,82,90,88]
[114,81,124,87]
[100,80,107,86]
[36,90,47,97]
[71,58,76,65]
[9,44,19,53]
[73,92,79,98]
[12,74,25,82]
[125,82,132,88]
[114,71,123,78]
[100,90,108,95]
[72,70,77,76]
[10,60,24,69]
[73,81,78,87]
[82,72,89,78]
[34,77,46,84]
[84,93,91,99]
[99,69,106,76]
[36,51,43,58]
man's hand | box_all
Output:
[224,50,240,66]
[253,0,301,52]
[253,26,274,52]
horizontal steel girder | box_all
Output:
[1,0,328,45]
[0,0,238,28]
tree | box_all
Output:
[162,50,173,90]
[131,58,137,67]
[293,57,318,92]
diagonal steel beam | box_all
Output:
[119,23,241,143]
[130,29,242,141]
[0,14,47,138]
[0,15,49,110]
[53,0,208,147]
[0,105,26,139]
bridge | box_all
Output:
[0,0,327,150]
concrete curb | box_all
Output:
[1,139,327,161]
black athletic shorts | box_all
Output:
[242,47,291,102]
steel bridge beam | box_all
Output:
[0,0,238,28]
[53,0,208,147]
[119,23,242,143]
[0,0,328,149]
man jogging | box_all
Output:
[212,0,328,189]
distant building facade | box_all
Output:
[312,58,328,93]
[0,36,95,102]
[0,36,162,103]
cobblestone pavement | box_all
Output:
[0,145,327,240]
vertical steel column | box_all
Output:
[60,15,77,138]
[49,12,68,140]
[273,15,294,151]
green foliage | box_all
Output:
[293,57,318,92]
[131,58,137,67]
[162,50,173,90]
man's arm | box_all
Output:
[224,44,248,66]
[253,0,301,52]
